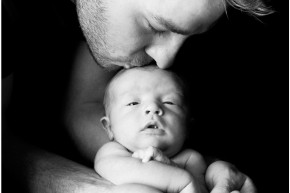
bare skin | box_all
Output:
[3,0,270,191]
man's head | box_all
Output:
[76,0,225,70]
[76,0,272,70]
[101,66,189,156]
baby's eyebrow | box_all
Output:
[118,92,138,100]
[165,91,184,98]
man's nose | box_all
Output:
[145,103,163,116]
[145,36,186,69]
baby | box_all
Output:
[95,65,207,193]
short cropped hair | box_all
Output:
[226,0,274,16]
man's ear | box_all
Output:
[100,116,114,140]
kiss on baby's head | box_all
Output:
[101,65,190,157]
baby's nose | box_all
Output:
[145,104,163,116]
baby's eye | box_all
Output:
[127,102,139,106]
[163,101,174,105]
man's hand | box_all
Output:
[205,161,256,193]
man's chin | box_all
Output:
[101,64,122,72]
[95,54,153,71]
[95,59,123,71]
[100,62,142,71]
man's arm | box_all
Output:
[3,136,166,193]
[95,142,200,193]
[2,75,107,193]
[3,138,109,193]
[64,41,117,162]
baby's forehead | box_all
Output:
[109,67,183,92]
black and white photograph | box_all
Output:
[2,0,288,193]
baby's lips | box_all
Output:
[143,120,162,130]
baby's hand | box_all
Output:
[132,146,174,165]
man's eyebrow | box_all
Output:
[151,14,195,35]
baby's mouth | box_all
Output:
[142,122,165,135]
[147,124,159,129]
[144,121,160,129]
[143,121,164,131]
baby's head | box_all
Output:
[101,65,189,157]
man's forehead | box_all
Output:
[143,0,225,34]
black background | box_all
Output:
[3,0,289,192]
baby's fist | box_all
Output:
[132,146,171,164]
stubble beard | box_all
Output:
[76,0,116,70]
[76,0,153,70]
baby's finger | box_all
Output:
[142,147,155,162]
[132,150,146,160]
[152,148,171,164]
[142,156,151,163]
[132,152,139,158]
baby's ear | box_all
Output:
[100,116,114,141]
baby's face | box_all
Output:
[106,68,188,157]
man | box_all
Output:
[66,0,273,192]
[3,0,273,192]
